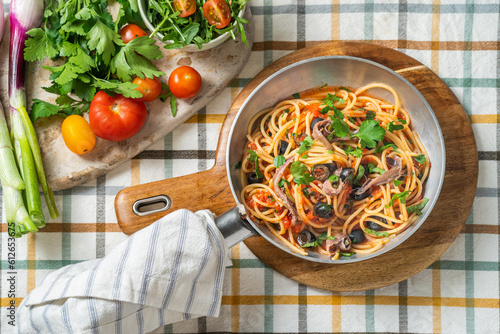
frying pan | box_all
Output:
[115,56,446,264]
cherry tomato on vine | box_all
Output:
[89,91,148,142]
[174,0,197,17]
[168,66,202,99]
[119,24,147,43]
[61,115,96,155]
[203,0,231,29]
[133,76,162,102]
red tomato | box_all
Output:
[168,66,202,99]
[89,91,148,142]
[282,214,292,229]
[174,0,196,17]
[133,76,162,102]
[305,103,321,113]
[119,24,147,43]
[202,0,231,29]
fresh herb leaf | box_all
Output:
[407,198,430,215]
[339,86,350,92]
[323,93,345,107]
[292,93,300,99]
[354,120,386,148]
[387,121,405,132]
[302,188,310,198]
[278,178,290,188]
[328,116,351,138]
[394,179,402,186]
[367,163,386,174]
[364,229,389,238]
[247,150,263,179]
[344,146,363,158]
[374,143,399,153]
[414,154,427,164]
[235,161,242,169]
[290,161,315,185]
[329,174,339,182]
[398,118,407,125]
[302,232,335,248]
[354,165,366,183]
[24,28,59,61]
[339,252,354,257]
[273,155,286,168]
[297,136,314,155]
[347,116,356,123]
[328,150,334,154]
[386,191,411,207]
[365,110,376,120]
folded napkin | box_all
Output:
[17,209,232,334]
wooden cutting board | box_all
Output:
[115,42,478,291]
[0,8,253,191]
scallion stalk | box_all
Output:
[9,0,59,222]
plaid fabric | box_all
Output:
[1,0,499,333]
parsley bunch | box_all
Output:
[146,0,249,50]
[24,0,166,121]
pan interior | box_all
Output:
[226,56,445,264]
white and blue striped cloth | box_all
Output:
[16,210,232,334]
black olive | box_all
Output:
[326,162,337,174]
[349,229,366,244]
[366,217,388,231]
[340,167,355,183]
[350,186,371,200]
[310,117,323,131]
[311,164,331,181]
[297,230,317,247]
[247,172,263,184]
[278,140,288,155]
[313,201,334,219]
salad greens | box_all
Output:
[146,0,249,49]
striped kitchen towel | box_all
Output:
[15,209,232,334]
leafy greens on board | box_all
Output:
[24,0,173,121]
[146,0,249,50]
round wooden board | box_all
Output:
[115,41,478,291]
[235,42,478,291]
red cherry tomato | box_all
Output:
[119,24,147,43]
[174,0,196,17]
[89,91,148,142]
[133,76,162,102]
[202,0,231,29]
[168,66,202,99]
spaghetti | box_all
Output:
[239,83,430,259]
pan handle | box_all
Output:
[115,166,236,235]
[215,205,258,248]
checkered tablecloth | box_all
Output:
[1,0,499,333]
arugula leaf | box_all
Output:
[290,161,314,185]
[364,229,389,238]
[24,28,59,61]
[407,198,430,215]
[367,163,386,174]
[297,136,314,155]
[247,150,264,179]
[344,146,363,157]
[87,19,123,65]
[387,121,404,132]
[386,191,411,207]
[414,154,427,164]
[302,232,336,248]
[374,143,399,153]
[354,120,386,148]
[273,155,286,168]
[365,110,376,120]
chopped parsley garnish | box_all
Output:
[235,161,242,169]
[290,161,315,185]
[329,174,339,182]
[394,179,402,186]
[386,191,411,207]
[267,195,275,202]
[374,142,399,153]
[354,165,366,184]
[278,178,290,188]
[387,121,405,132]
[399,118,407,124]
[353,120,386,148]
[302,232,336,248]
[323,93,345,106]
[292,92,300,99]
[347,116,356,123]
[334,108,344,119]
[407,198,429,215]
[364,229,389,238]
[414,154,427,164]
[339,252,354,257]
[339,86,350,92]
[247,149,263,179]
[302,188,310,198]
[328,115,351,138]
[328,150,334,154]
[366,110,376,120]
[297,136,314,155]
[273,155,286,168]
[320,106,330,114]
[344,146,363,158]
[367,162,386,174]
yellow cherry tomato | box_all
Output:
[61,115,96,155]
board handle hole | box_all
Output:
[132,195,172,216]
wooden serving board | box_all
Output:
[0,8,253,191]
[115,42,478,291]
